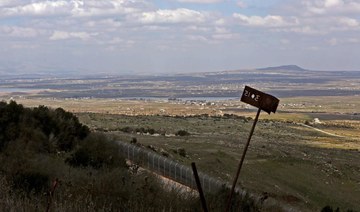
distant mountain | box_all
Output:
[257,65,308,72]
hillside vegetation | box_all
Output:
[0,101,204,211]
[78,113,359,211]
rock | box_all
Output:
[160,148,170,157]
[147,145,157,152]
[313,118,322,124]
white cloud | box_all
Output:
[185,25,211,32]
[328,38,338,45]
[233,13,298,27]
[347,38,360,43]
[302,0,360,14]
[212,33,237,40]
[177,0,223,3]
[215,27,228,34]
[1,1,360,73]
[49,30,93,40]
[0,0,15,6]
[70,0,144,17]
[280,39,290,45]
[1,0,146,17]
[324,0,343,7]
[215,18,226,26]
[273,26,324,35]
[303,16,359,33]
[327,37,360,46]
[85,18,122,29]
[1,26,39,37]
[236,1,247,8]
[336,17,359,28]
[2,1,71,16]
[187,35,209,42]
[136,8,207,24]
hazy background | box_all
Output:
[0,0,359,75]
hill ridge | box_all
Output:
[257,65,308,71]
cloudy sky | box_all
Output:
[0,0,359,75]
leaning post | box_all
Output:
[225,86,279,212]
[192,162,209,212]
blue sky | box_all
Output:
[0,0,359,75]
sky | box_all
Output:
[0,0,359,75]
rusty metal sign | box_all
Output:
[241,86,279,114]
[226,86,280,211]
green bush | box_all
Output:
[0,101,89,153]
[0,102,203,211]
[175,130,190,136]
[130,137,137,144]
[66,133,126,169]
[178,148,187,157]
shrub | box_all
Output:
[130,137,137,144]
[0,101,89,153]
[147,128,155,135]
[66,133,126,169]
[178,148,187,157]
[175,130,190,136]
[121,126,133,133]
[0,102,203,211]
[12,171,49,194]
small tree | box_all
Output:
[178,148,187,157]
[131,137,137,144]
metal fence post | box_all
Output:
[175,163,177,181]
[157,155,160,173]
[163,158,166,176]
[128,144,130,159]
[132,146,135,160]
[169,161,173,179]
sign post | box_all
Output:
[225,86,279,212]
[191,162,209,212]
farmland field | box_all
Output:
[1,68,359,211]
[11,97,359,211]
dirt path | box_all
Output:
[299,123,360,141]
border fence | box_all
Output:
[116,141,226,194]
[116,141,300,212]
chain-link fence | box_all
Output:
[117,141,226,193]
[116,141,300,212]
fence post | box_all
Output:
[132,146,135,160]
[163,158,166,176]
[180,165,183,184]
[156,155,160,173]
[208,175,210,192]
[175,163,177,181]
[191,163,209,212]
[169,161,173,178]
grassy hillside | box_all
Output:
[0,101,204,211]
[77,113,360,211]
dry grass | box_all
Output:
[2,96,359,211]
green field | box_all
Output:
[6,96,360,211]
[2,69,360,211]
[76,112,360,211]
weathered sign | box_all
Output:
[241,86,279,114]
[226,86,280,211]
